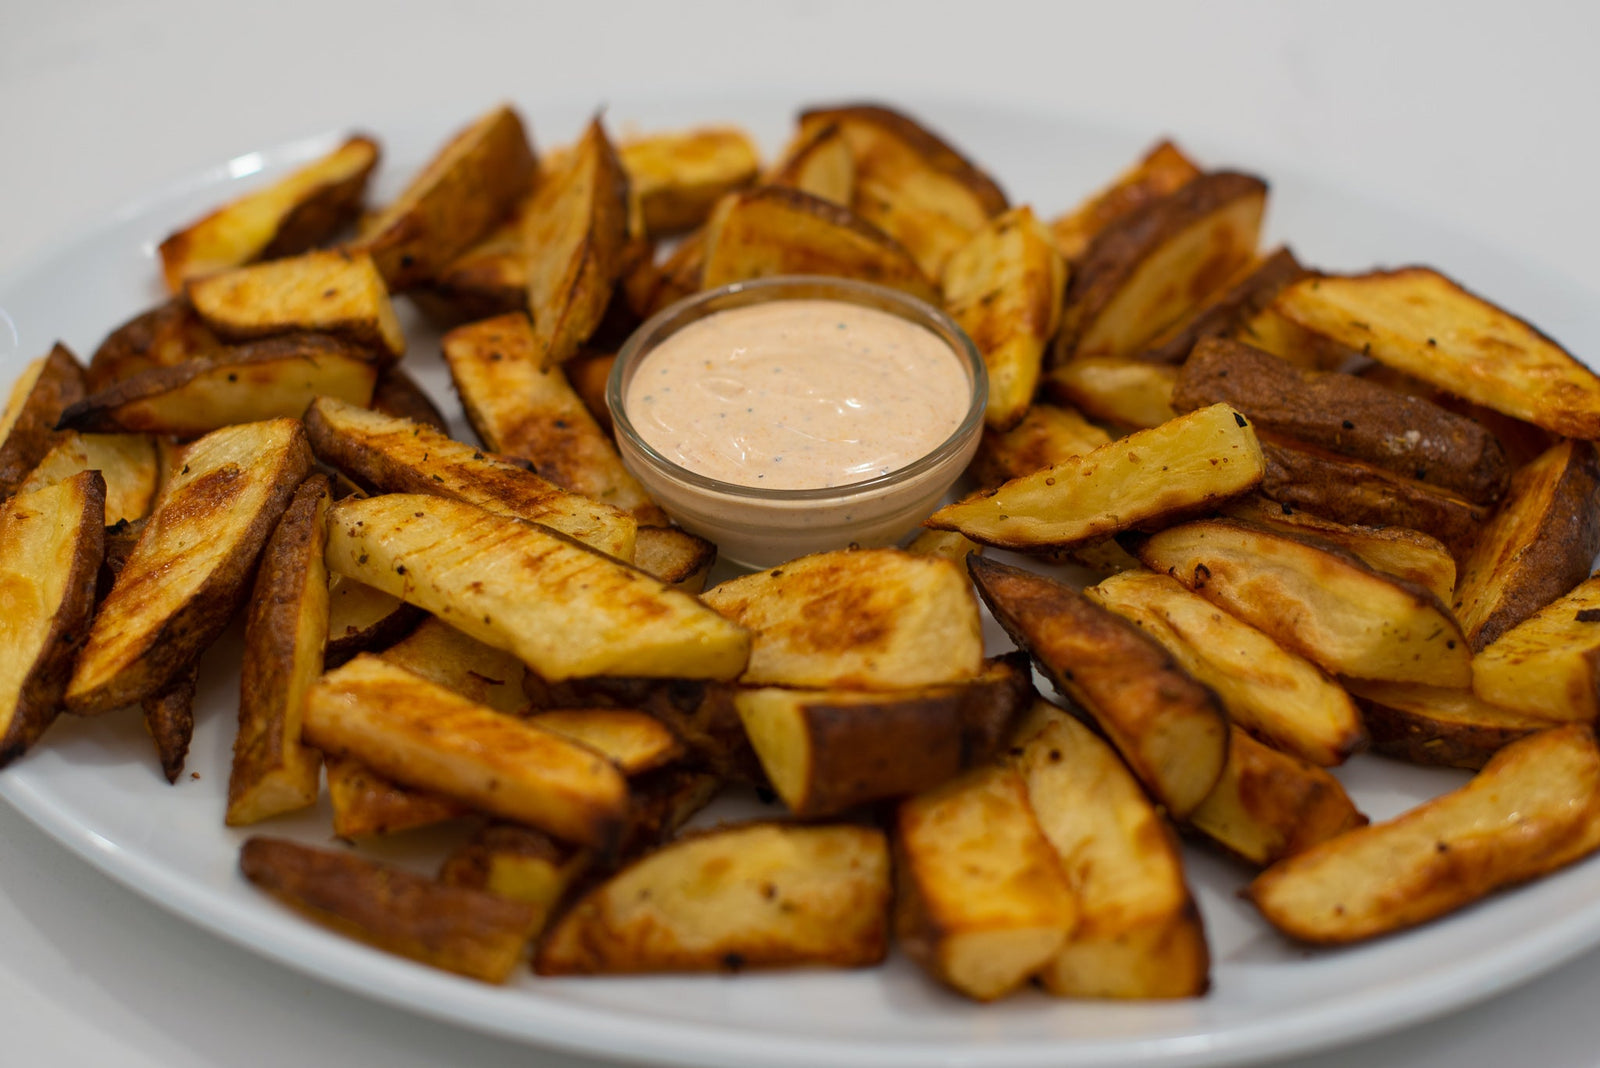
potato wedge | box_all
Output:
[1,343,86,497]
[1452,439,1600,650]
[766,121,856,204]
[1135,518,1473,687]
[631,525,716,592]
[700,185,939,304]
[1189,727,1367,866]
[355,104,536,290]
[1272,267,1600,438]
[537,821,890,974]
[324,572,422,668]
[1247,724,1600,943]
[325,493,747,681]
[159,135,380,292]
[1048,140,1201,265]
[1472,574,1600,723]
[523,116,632,367]
[324,754,471,838]
[18,431,158,525]
[439,821,591,925]
[970,402,1111,491]
[85,300,220,391]
[620,126,761,236]
[58,333,379,437]
[370,365,448,433]
[377,615,527,715]
[65,418,311,713]
[701,548,982,690]
[1140,246,1307,363]
[1053,171,1266,362]
[527,708,683,776]
[442,312,665,522]
[563,350,618,434]
[1346,679,1559,770]
[904,527,982,562]
[0,471,105,767]
[304,396,636,560]
[1173,337,1510,503]
[1229,295,1365,372]
[240,836,541,983]
[412,196,532,324]
[227,474,330,825]
[1043,355,1179,430]
[895,763,1073,1001]
[1087,569,1365,766]
[1014,701,1209,997]
[925,403,1263,552]
[187,249,405,361]
[142,663,197,784]
[305,655,628,847]
[941,206,1067,429]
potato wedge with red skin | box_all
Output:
[1345,679,1559,770]
[1,343,85,497]
[1247,724,1600,944]
[0,471,105,768]
[1048,140,1201,266]
[968,556,1229,818]
[241,836,541,983]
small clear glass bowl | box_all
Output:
[608,275,987,570]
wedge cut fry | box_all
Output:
[304,396,636,560]
[304,655,628,848]
[1272,267,1600,438]
[1048,139,1201,265]
[1087,569,1365,766]
[631,526,717,592]
[1,343,85,497]
[1140,246,1307,363]
[527,709,685,776]
[354,104,536,290]
[438,822,591,928]
[1136,518,1472,687]
[324,494,748,682]
[537,822,891,975]
[86,300,220,391]
[1346,679,1559,770]
[142,663,197,784]
[65,418,311,713]
[1247,725,1600,943]
[766,120,856,204]
[968,557,1229,818]
[1014,701,1209,997]
[324,572,422,668]
[925,403,1263,552]
[701,548,982,690]
[370,365,449,433]
[1472,574,1600,723]
[620,126,761,236]
[970,402,1111,490]
[240,836,541,983]
[324,754,471,838]
[17,431,158,525]
[0,471,105,767]
[378,615,527,715]
[1044,356,1179,430]
[159,135,380,292]
[895,763,1074,1001]
[227,474,330,825]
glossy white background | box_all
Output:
[4,3,1600,1066]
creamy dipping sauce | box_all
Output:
[623,299,971,490]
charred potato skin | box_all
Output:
[1348,680,1556,770]
[142,663,198,783]
[2,344,86,496]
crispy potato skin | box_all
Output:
[324,573,424,669]
[1141,246,1307,363]
[1173,337,1510,503]
[370,366,449,433]
[142,663,197,783]
[968,557,1229,818]
[241,836,541,983]
[1,344,86,496]
[378,615,527,715]
[1347,679,1558,770]
[0,471,106,768]
[86,299,222,391]
[1048,140,1201,265]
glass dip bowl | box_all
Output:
[608,275,987,570]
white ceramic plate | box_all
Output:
[3,95,1600,1068]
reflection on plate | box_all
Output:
[3,94,1600,1068]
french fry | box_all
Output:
[324,572,422,668]
[527,709,684,776]
[631,526,717,592]
[766,121,856,204]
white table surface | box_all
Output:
[5,2,1600,1065]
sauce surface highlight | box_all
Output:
[625,299,970,490]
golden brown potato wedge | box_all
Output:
[187,250,405,361]
[563,350,618,434]
[1189,727,1367,867]
[65,419,311,713]
[1140,246,1307,363]
[0,471,105,767]
[766,121,856,204]
[903,527,982,562]
[1346,679,1559,770]
[442,312,665,522]
[227,474,330,825]
[377,615,527,715]
[620,126,761,236]
[370,365,448,433]
[1013,701,1210,997]
[969,557,1229,818]
[969,402,1112,491]
[160,135,380,292]
[1087,568,1365,766]
[1048,140,1202,265]
[527,708,684,776]
[699,185,939,303]
[1,343,86,497]
[926,403,1263,552]
[1135,518,1472,686]
[324,754,471,838]
[142,663,197,784]
[438,822,591,927]
[537,821,891,975]
[411,197,532,324]
[631,526,717,592]
[304,396,636,560]
[894,763,1073,1001]
[523,116,632,367]
[17,431,158,525]
[325,493,748,682]
[240,836,541,983]
[1248,724,1600,943]
[324,572,423,669]
[1272,267,1600,438]
[58,333,379,437]
[354,104,536,290]
[1229,295,1364,372]
[1173,337,1510,503]
[1472,574,1600,723]
[701,548,982,690]
[305,654,628,848]
[1053,171,1266,363]
[1452,439,1600,650]
[941,206,1067,429]
[85,300,220,391]
[1043,355,1179,430]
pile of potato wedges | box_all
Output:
[4,98,1600,1006]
